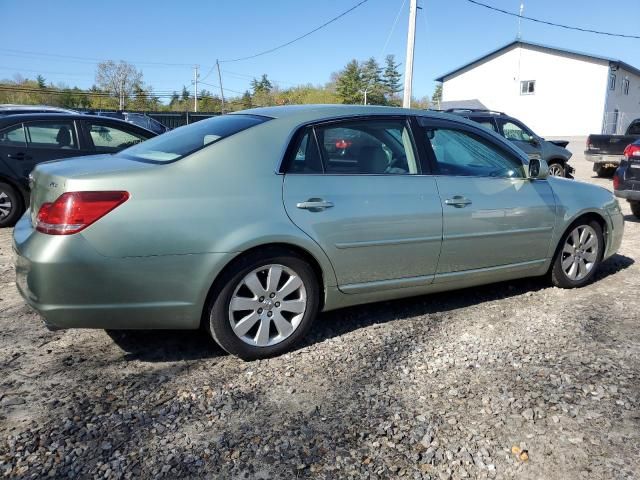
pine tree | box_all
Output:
[335,60,363,104]
[250,74,273,95]
[36,75,46,89]
[432,84,443,108]
[241,90,253,109]
[382,55,402,104]
[181,86,190,101]
[360,57,386,105]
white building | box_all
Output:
[436,40,640,137]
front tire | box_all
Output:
[551,220,603,288]
[207,248,320,360]
[547,161,565,177]
[630,201,640,218]
[0,182,22,228]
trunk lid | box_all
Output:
[28,154,154,225]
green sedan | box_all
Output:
[13,105,624,360]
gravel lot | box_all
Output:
[1,138,638,479]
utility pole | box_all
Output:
[119,77,125,110]
[402,0,418,108]
[517,1,524,39]
[216,60,226,114]
[193,65,199,112]
[363,88,368,105]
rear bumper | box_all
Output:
[614,189,640,202]
[13,214,234,330]
[584,152,623,166]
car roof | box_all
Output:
[235,104,471,124]
[0,112,155,133]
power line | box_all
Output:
[219,0,371,63]
[379,0,407,60]
[463,0,640,40]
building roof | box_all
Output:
[435,40,640,82]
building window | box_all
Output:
[520,80,535,95]
[609,73,617,91]
[624,78,630,95]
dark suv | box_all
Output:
[446,109,574,178]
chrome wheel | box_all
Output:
[548,163,565,177]
[0,191,13,218]
[561,225,599,281]
[228,264,307,347]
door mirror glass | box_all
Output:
[528,158,549,179]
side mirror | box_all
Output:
[527,136,540,146]
[528,157,549,179]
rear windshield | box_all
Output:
[120,114,270,163]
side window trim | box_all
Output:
[416,117,528,177]
[0,122,27,148]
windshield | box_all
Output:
[120,114,270,163]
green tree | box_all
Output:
[432,83,442,108]
[250,74,273,95]
[360,57,386,105]
[36,75,46,89]
[95,60,143,108]
[170,91,179,106]
[241,90,252,109]
[181,86,190,101]
[335,59,363,104]
[382,55,402,104]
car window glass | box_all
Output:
[87,123,147,152]
[501,121,533,142]
[628,122,640,135]
[315,119,418,175]
[424,127,525,178]
[26,121,78,149]
[0,124,27,147]
[474,119,497,132]
[287,129,323,174]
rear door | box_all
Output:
[282,117,443,292]
[416,117,556,279]
[497,118,542,160]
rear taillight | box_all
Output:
[612,174,620,190]
[36,191,129,235]
[623,143,640,159]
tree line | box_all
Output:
[0,56,435,112]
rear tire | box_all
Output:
[547,161,565,177]
[206,248,320,360]
[0,182,22,228]
[551,220,603,288]
[630,201,640,218]
[595,165,613,177]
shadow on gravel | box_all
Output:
[303,253,634,349]
[105,329,226,362]
[623,214,640,224]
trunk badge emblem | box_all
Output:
[49,182,58,188]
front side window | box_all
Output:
[0,124,27,147]
[315,119,419,174]
[121,114,269,163]
[86,123,147,152]
[520,80,535,95]
[500,120,534,142]
[25,121,78,149]
[423,127,525,178]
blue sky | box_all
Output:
[2,0,639,102]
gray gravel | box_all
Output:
[1,139,639,479]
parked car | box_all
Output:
[0,104,78,116]
[613,139,640,217]
[0,113,156,226]
[87,111,170,135]
[585,118,640,176]
[14,106,624,360]
[446,109,574,178]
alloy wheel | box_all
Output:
[561,225,599,281]
[548,163,565,177]
[0,191,13,219]
[228,264,307,347]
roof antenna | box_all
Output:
[517,1,524,40]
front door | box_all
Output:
[282,117,443,292]
[417,119,556,276]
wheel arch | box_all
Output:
[549,210,608,272]
[199,242,330,328]
[0,174,27,209]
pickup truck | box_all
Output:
[585,119,640,176]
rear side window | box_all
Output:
[628,122,640,135]
[86,123,147,152]
[121,114,269,163]
[26,121,78,149]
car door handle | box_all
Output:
[444,196,472,208]
[7,153,31,160]
[296,199,334,211]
